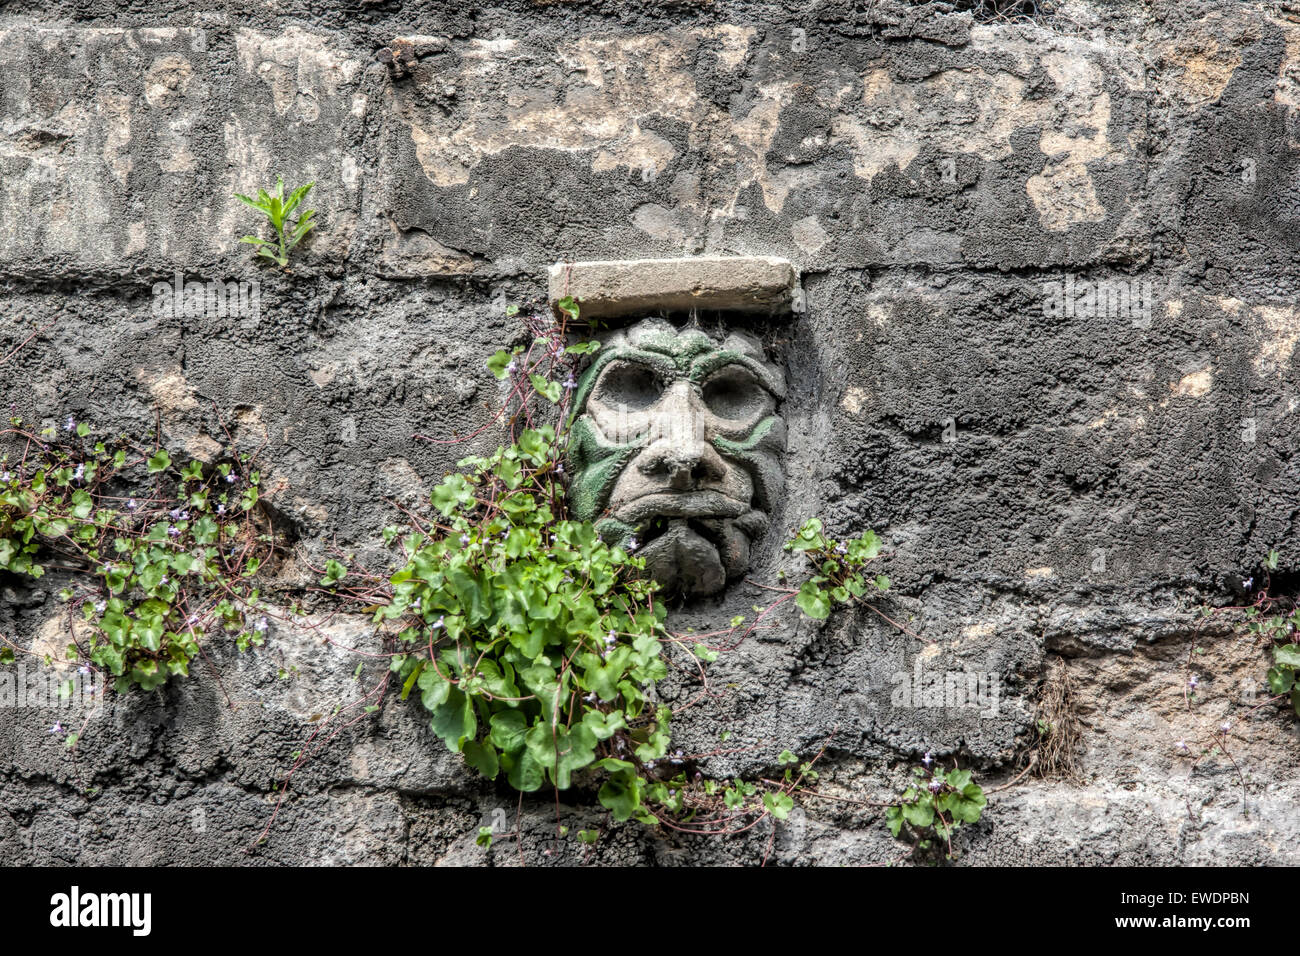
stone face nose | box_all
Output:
[636,380,726,489]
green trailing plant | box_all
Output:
[0,416,274,691]
[236,176,316,268]
[885,761,987,860]
[317,301,678,822]
[374,424,675,821]
[784,517,891,618]
[1242,550,1300,717]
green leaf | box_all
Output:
[556,296,580,321]
[530,374,562,404]
[146,450,171,473]
[234,193,269,213]
[902,799,934,829]
[762,791,794,820]
[429,686,476,751]
[693,643,719,663]
[598,771,643,822]
[486,348,520,380]
[505,746,545,792]
[885,805,904,838]
[950,795,984,824]
[283,181,314,217]
[431,474,476,516]
[489,710,529,753]
[1267,665,1295,695]
[321,559,347,586]
[795,581,831,620]
[463,740,500,779]
[1274,644,1300,669]
[946,769,973,790]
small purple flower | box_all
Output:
[669,749,684,765]
[555,463,564,475]
[225,473,237,484]
[1220,721,1231,733]
[167,525,180,537]
[49,721,65,735]
[921,750,933,767]
[93,600,106,615]
[72,463,84,481]
[127,499,137,510]
[1176,740,1188,752]
[626,536,638,553]
[432,616,445,630]
[64,416,75,432]
[0,470,10,482]
[562,373,577,391]
[835,542,847,555]
[254,617,268,632]
[504,360,518,375]
[217,504,226,515]
[583,692,597,703]
[928,778,944,793]
[459,533,469,546]
[1188,675,1199,690]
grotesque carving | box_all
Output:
[567,318,786,597]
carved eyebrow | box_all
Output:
[688,351,786,400]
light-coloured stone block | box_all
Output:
[548,256,798,319]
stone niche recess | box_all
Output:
[553,257,801,598]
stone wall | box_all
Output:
[2,0,1299,865]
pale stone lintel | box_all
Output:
[548,256,798,320]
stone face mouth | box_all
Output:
[612,490,749,523]
[637,520,728,597]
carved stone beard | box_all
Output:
[567,319,786,598]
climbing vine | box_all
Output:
[0,416,276,696]
[1241,551,1300,718]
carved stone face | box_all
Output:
[567,319,786,597]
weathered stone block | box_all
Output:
[547,255,798,318]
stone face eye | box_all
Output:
[594,361,663,411]
[701,365,768,421]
